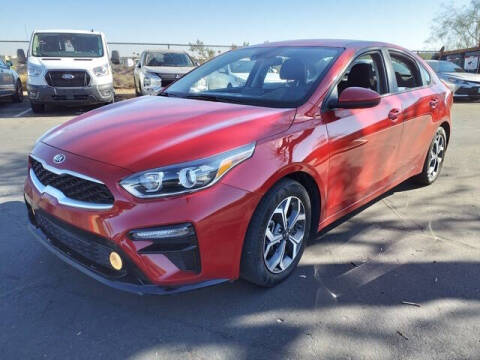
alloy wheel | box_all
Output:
[427,132,445,181]
[263,196,306,274]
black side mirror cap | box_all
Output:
[17,49,26,64]
[111,50,120,65]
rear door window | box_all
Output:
[389,52,422,91]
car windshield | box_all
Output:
[440,61,465,72]
[428,61,465,73]
[145,52,193,67]
[162,46,341,108]
[32,33,104,58]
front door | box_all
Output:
[323,50,404,218]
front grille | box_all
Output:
[30,157,114,205]
[456,86,480,96]
[45,70,90,87]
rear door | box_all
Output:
[323,49,404,217]
[385,50,438,175]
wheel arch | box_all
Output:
[440,121,450,146]
[284,171,321,238]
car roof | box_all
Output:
[249,39,408,51]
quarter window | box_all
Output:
[419,64,431,85]
[389,52,422,90]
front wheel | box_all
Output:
[12,80,23,103]
[414,126,447,185]
[240,179,311,287]
[30,102,45,113]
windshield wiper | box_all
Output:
[185,94,221,102]
[159,92,180,97]
[186,94,247,104]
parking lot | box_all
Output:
[0,99,479,359]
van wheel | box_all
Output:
[12,80,23,103]
[134,78,140,96]
[240,179,311,287]
[30,103,45,113]
[414,126,447,185]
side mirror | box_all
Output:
[5,60,13,68]
[335,87,381,109]
[111,50,120,65]
[17,49,26,64]
[136,61,141,68]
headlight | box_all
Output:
[120,143,255,198]
[27,63,42,77]
[446,77,463,84]
[93,64,109,77]
[143,72,162,87]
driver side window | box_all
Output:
[337,52,387,96]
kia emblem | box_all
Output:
[53,154,66,164]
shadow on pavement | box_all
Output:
[1,184,479,359]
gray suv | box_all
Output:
[133,50,196,96]
[0,58,23,103]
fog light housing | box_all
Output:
[109,251,123,270]
[130,223,194,241]
[129,223,200,273]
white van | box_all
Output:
[18,30,116,112]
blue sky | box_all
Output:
[0,0,469,50]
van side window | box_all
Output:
[389,52,422,91]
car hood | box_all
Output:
[441,72,480,82]
[41,96,296,172]
[28,56,107,71]
[143,66,194,75]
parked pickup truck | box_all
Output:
[18,29,116,112]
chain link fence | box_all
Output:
[0,40,440,89]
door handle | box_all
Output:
[388,108,401,121]
[430,98,439,109]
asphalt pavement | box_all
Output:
[0,99,479,359]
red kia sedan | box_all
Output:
[24,40,452,294]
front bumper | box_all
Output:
[452,83,480,99]
[24,142,259,293]
[27,84,114,105]
[27,219,226,295]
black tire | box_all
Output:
[30,102,45,113]
[414,126,447,185]
[240,178,312,287]
[12,80,23,103]
[134,77,140,96]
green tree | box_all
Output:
[427,0,480,49]
[188,40,216,64]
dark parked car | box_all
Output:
[25,40,452,294]
[0,58,23,102]
[427,60,480,99]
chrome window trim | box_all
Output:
[30,154,104,184]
